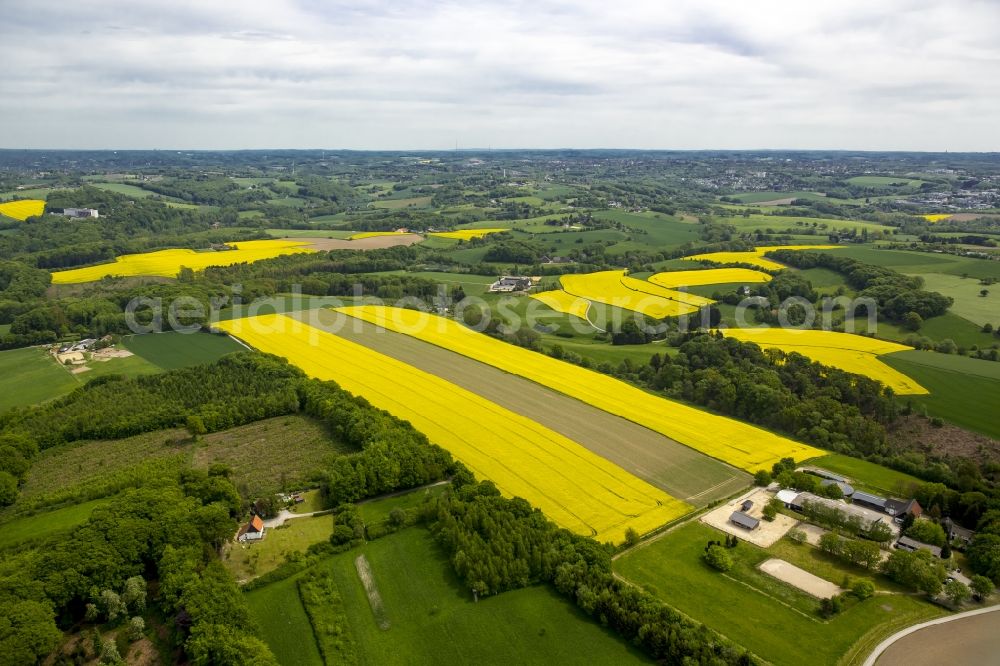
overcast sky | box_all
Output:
[2,0,998,151]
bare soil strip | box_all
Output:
[295,309,749,504]
[355,554,390,630]
[280,233,423,251]
[758,558,842,599]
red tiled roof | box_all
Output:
[249,515,264,532]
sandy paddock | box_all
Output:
[759,558,842,598]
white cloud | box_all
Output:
[1,0,998,149]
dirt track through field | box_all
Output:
[294,309,749,504]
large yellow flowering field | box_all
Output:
[560,270,711,318]
[683,245,840,271]
[719,328,927,394]
[428,228,508,240]
[335,306,824,471]
[0,199,45,221]
[648,268,773,289]
[529,289,591,320]
[922,214,952,223]
[50,240,313,284]
[216,313,689,543]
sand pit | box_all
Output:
[759,558,842,598]
[286,234,423,251]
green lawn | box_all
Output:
[0,499,111,548]
[808,453,923,496]
[357,483,448,525]
[319,528,649,665]
[225,514,334,582]
[616,522,943,666]
[0,346,79,410]
[882,350,1000,439]
[123,331,245,370]
[913,273,999,327]
[245,573,323,666]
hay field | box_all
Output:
[50,239,313,283]
[335,306,824,471]
[217,313,690,543]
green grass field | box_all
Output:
[615,522,942,666]
[87,182,155,198]
[0,499,111,548]
[882,350,1000,438]
[225,514,334,582]
[318,528,649,664]
[809,453,923,496]
[727,191,829,203]
[913,273,999,326]
[123,331,245,370]
[721,214,893,234]
[245,573,323,666]
[591,210,702,248]
[0,347,79,410]
[357,483,448,524]
[814,246,1000,280]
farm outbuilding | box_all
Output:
[850,491,887,512]
[729,511,760,531]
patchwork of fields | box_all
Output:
[50,239,313,283]
[217,313,691,543]
[301,309,750,504]
[333,306,824,471]
[428,228,509,240]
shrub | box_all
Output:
[852,580,875,600]
[704,544,733,572]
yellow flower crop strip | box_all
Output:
[923,214,952,223]
[0,199,45,221]
[428,228,509,240]
[648,268,773,289]
[718,328,928,395]
[560,270,705,318]
[50,240,314,284]
[529,290,592,320]
[216,313,690,543]
[335,306,825,471]
[683,245,840,271]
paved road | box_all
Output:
[862,604,1000,666]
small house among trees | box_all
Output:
[237,514,265,543]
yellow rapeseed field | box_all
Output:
[216,313,690,543]
[529,290,592,320]
[50,240,313,284]
[683,245,840,271]
[560,270,710,318]
[648,268,773,289]
[922,214,953,223]
[336,306,825,471]
[0,199,45,221]
[718,328,928,394]
[348,231,411,240]
[428,228,509,240]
